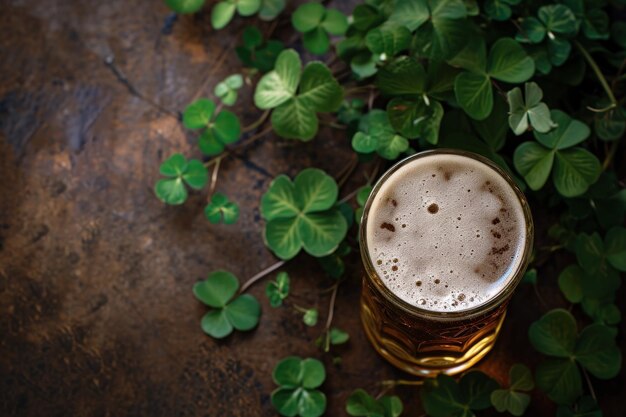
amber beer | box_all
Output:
[360,149,533,377]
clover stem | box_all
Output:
[377,379,424,399]
[207,156,222,198]
[602,140,619,171]
[574,40,618,112]
[322,282,340,352]
[533,283,549,310]
[242,110,270,133]
[365,158,382,186]
[240,260,286,293]
[337,187,361,204]
[337,155,358,188]
[582,367,597,401]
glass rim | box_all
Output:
[359,148,534,321]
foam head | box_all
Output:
[364,152,528,313]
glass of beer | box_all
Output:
[360,149,533,377]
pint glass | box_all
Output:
[359,149,533,377]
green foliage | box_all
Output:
[318,241,351,279]
[352,110,409,159]
[214,74,243,106]
[328,327,349,345]
[346,388,403,417]
[193,271,261,338]
[183,98,241,155]
[272,357,327,417]
[556,396,602,417]
[302,308,319,326]
[204,192,239,224]
[421,371,499,417]
[211,0,262,30]
[155,154,208,205]
[507,82,555,135]
[266,271,290,307]
[254,49,343,140]
[236,26,285,73]
[259,0,285,21]
[164,0,205,14]
[260,168,348,259]
[355,185,372,225]
[529,309,622,404]
[292,3,348,55]
[490,364,534,416]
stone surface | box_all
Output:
[0,1,624,416]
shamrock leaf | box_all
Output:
[365,24,411,58]
[318,240,352,279]
[204,192,239,224]
[529,309,622,404]
[302,308,319,326]
[346,388,403,417]
[329,327,349,345]
[605,227,626,272]
[556,396,602,417]
[292,3,348,55]
[421,371,499,417]
[261,168,348,259]
[516,5,578,66]
[259,0,285,21]
[337,98,366,126]
[165,0,205,14]
[483,0,522,21]
[514,109,600,196]
[272,357,327,417]
[214,74,243,106]
[507,82,556,135]
[562,0,609,40]
[211,0,261,30]
[236,26,285,73]
[155,153,208,205]
[266,271,290,307]
[355,185,373,225]
[490,364,534,416]
[352,110,409,159]
[594,106,626,141]
[254,49,343,140]
[193,270,261,338]
[183,98,241,155]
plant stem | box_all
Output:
[602,140,619,171]
[574,40,618,112]
[207,156,222,198]
[202,125,273,168]
[240,260,286,293]
[242,110,270,133]
[376,379,424,399]
[338,187,361,204]
[337,156,358,188]
[582,367,597,402]
[322,282,340,352]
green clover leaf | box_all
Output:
[183,98,241,155]
[365,24,411,58]
[490,364,534,416]
[483,0,522,21]
[355,185,373,225]
[292,3,348,55]
[236,26,285,73]
[193,270,261,338]
[254,49,343,140]
[302,308,319,327]
[507,82,555,135]
[605,227,626,271]
[204,192,239,224]
[556,396,602,417]
[563,0,609,40]
[318,240,352,279]
[261,168,348,259]
[529,309,622,404]
[259,0,285,21]
[352,110,409,159]
[271,357,327,417]
[211,0,261,30]
[329,327,349,345]
[421,371,499,417]
[214,74,243,106]
[266,271,290,307]
[346,388,403,417]
[155,153,208,205]
[164,0,205,14]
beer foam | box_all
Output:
[365,153,527,313]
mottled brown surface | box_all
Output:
[0,1,624,416]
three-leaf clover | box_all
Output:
[490,364,534,416]
[254,49,344,140]
[454,38,536,120]
[261,168,348,260]
[211,0,261,30]
[563,0,609,41]
[155,153,208,205]
[183,98,241,155]
[193,271,261,338]
[271,357,327,417]
[266,271,290,307]
[574,228,625,284]
[204,192,239,224]
[529,309,622,405]
[292,3,348,55]
[421,371,499,417]
[214,74,243,106]
[507,82,556,135]
[236,26,285,73]
[346,388,403,417]
[352,110,409,159]
[516,5,578,68]
[483,0,522,21]
[514,109,600,196]
[164,0,205,14]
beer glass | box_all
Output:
[359,149,533,377]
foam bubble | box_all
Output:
[366,153,527,313]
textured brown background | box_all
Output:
[0,1,624,416]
